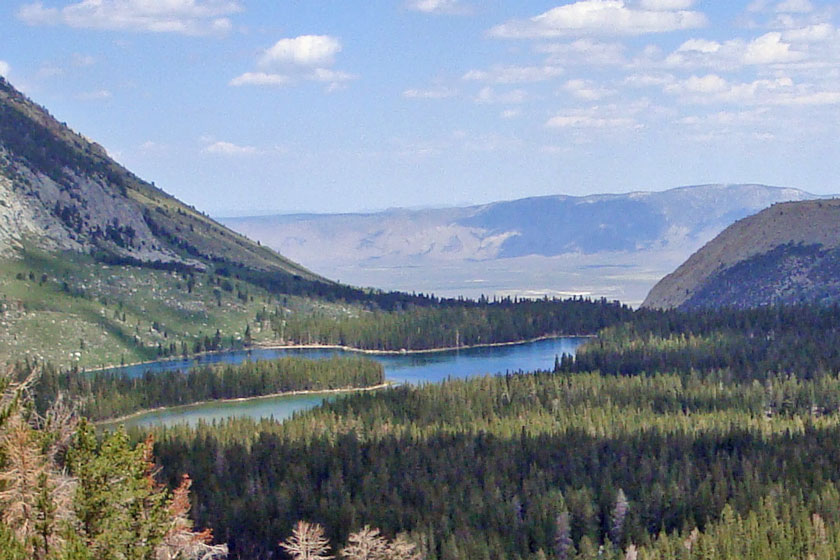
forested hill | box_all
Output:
[643,199,840,309]
[0,76,318,281]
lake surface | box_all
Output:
[103,337,587,430]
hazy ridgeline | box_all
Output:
[144,304,840,560]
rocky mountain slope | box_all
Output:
[642,199,840,309]
[0,76,318,280]
[0,77,354,368]
[221,184,817,303]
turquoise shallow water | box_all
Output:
[100,337,587,430]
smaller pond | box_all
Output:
[101,336,588,430]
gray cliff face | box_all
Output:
[0,76,319,281]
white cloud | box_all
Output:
[544,102,649,130]
[666,74,729,94]
[229,69,355,90]
[743,32,802,64]
[403,86,458,99]
[18,0,241,36]
[562,78,615,100]
[489,0,706,38]
[204,141,259,156]
[307,68,357,91]
[0,61,9,78]
[639,0,695,9]
[229,72,291,87]
[463,65,563,84]
[407,0,468,14]
[537,39,626,65]
[234,35,355,91]
[677,38,720,54]
[474,87,528,104]
[783,23,835,42]
[546,113,637,128]
[259,35,342,68]
[665,32,804,69]
[661,74,829,105]
[623,72,676,87]
[500,108,522,119]
[678,108,773,126]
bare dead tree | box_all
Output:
[387,534,424,560]
[156,474,228,560]
[280,521,334,560]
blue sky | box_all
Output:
[1,0,839,215]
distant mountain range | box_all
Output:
[221,184,820,305]
[643,199,840,310]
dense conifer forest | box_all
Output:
[271,297,631,351]
[11,301,840,559]
[140,304,840,560]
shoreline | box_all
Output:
[257,333,593,355]
[85,333,595,374]
[95,382,393,427]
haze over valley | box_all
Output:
[221,184,817,305]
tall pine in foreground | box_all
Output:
[0,366,227,560]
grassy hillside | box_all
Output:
[0,249,355,369]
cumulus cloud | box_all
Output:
[783,23,836,42]
[18,0,241,36]
[660,74,840,106]
[665,32,805,69]
[259,35,341,67]
[204,141,260,156]
[403,86,458,99]
[743,32,803,64]
[463,65,563,84]
[233,34,355,91]
[489,0,706,38]
[0,61,10,78]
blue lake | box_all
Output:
[102,337,587,430]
